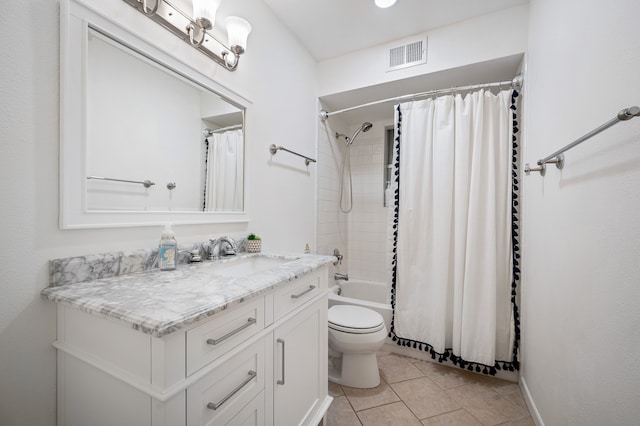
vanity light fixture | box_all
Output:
[125,0,252,71]
[186,0,221,47]
[375,0,397,8]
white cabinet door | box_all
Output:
[273,298,325,426]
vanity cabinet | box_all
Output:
[274,298,326,426]
[269,272,328,426]
[53,268,330,426]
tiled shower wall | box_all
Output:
[317,117,393,282]
[345,121,391,282]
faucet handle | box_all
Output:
[214,236,238,258]
[332,248,343,266]
[189,249,202,263]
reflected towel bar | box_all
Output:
[269,144,316,166]
[526,106,640,176]
[87,176,156,188]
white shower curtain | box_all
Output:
[390,89,519,371]
[205,129,243,211]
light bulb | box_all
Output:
[192,0,222,29]
[375,0,397,8]
[225,16,252,54]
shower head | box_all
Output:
[346,122,373,146]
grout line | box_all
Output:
[338,384,363,422]
[376,375,422,422]
[465,408,486,426]
[355,400,421,424]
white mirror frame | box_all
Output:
[60,0,251,229]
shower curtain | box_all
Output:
[389,89,521,374]
[205,129,243,211]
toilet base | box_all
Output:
[328,352,381,389]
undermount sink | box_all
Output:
[201,255,297,277]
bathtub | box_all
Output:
[328,279,393,332]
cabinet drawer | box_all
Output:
[187,298,264,375]
[273,273,322,321]
[226,390,265,426]
[187,338,265,426]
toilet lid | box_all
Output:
[328,305,384,333]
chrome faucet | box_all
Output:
[334,273,349,281]
[208,236,238,260]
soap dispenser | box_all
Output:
[159,224,177,271]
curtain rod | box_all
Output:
[204,124,243,135]
[320,74,523,121]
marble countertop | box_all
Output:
[42,252,334,338]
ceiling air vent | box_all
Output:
[387,38,427,71]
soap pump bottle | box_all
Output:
[159,224,177,271]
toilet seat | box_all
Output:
[328,305,385,334]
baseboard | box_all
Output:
[519,376,544,426]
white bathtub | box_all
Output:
[328,280,393,332]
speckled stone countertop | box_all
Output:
[42,253,334,338]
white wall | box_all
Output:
[0,0,318,424]
[520,0,640,424]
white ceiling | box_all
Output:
[262,0,529,61]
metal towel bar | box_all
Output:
[86,176,155,188]
[269,144,316,166]
[526,106,640,176]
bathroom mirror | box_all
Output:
[60,0,251,228]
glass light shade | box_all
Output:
[225,16,252,52]
[193,0,222,27]
[375,0,397,8]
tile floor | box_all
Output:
[326,353,534,426]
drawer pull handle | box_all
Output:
[206,318,257,346]
[206,370,257,411]
[290,285,316,299]
[277,338,285,385]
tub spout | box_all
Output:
[334,273,349,281]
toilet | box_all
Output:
[327,305,387,388]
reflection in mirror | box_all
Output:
[86,29,244,213]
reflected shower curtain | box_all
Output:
[389,89,520,374]
[205,129,243,211]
